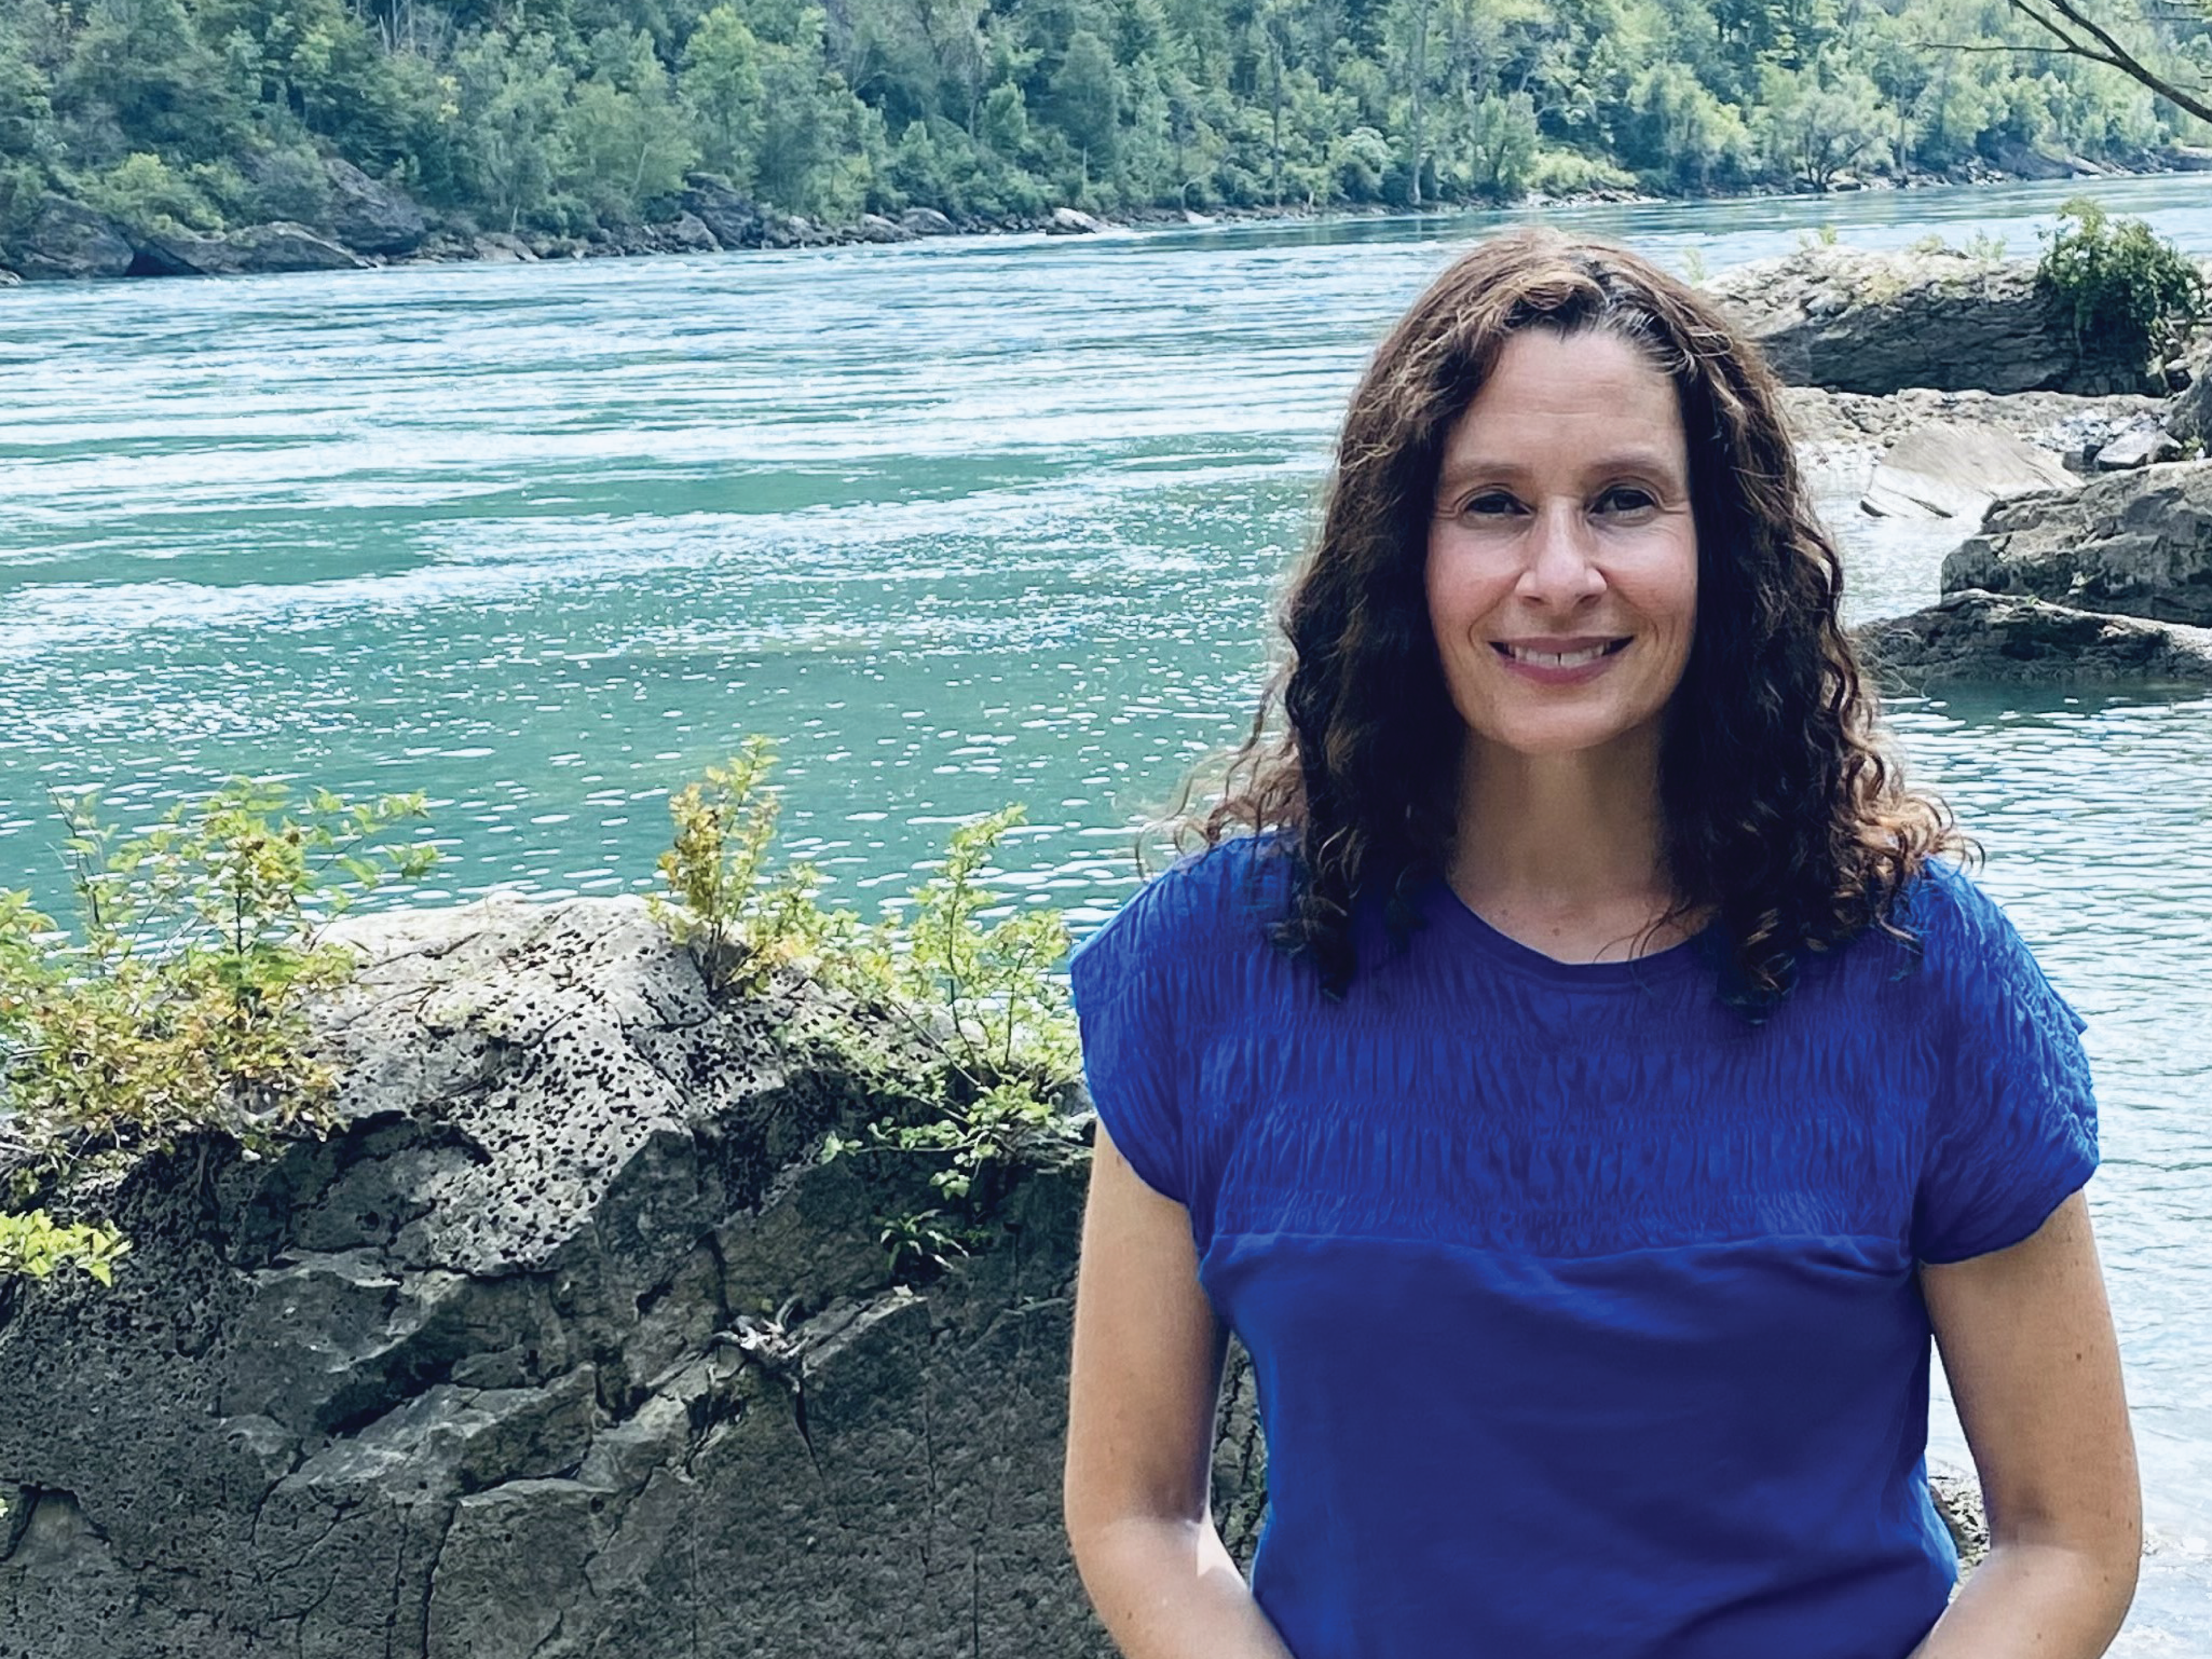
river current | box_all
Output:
[2,176,2208,1645]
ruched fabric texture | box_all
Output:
[1066,838,2098,1659]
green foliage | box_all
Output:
[651,736,828,996]
[0,780,439,1280]
[654,744,1085,1282]
[0,1209,129,1284]
[76,151,222,233]
[2036,195,2205,374]
[2,0,2205,255]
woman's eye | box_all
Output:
[1462,492,1521,517]
[1596,486,1658,516]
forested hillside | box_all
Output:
[2,0,2209,248]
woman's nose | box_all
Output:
[1516,504,1607,605]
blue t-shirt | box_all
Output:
[1067,837,2097,1659]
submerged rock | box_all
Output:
[1860,421,2079,520]
[0,895,1147,1657]
[1713,246,2152,397]
[1943,461,2212,627]
[1855,589,2212,684]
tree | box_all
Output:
[1050,27,1120,189]
[1979,0,2212,126]
[682,5,767,178]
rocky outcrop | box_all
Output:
[2093,425,2181,470]
[1782,385,2164,457]
[0,895,1205,1658]
[1045,207,1109,235]
[321,159,427,256]
[1859,421,2079,520]
[1943,461,2212,627]
[1855,589,2212,684]
[679,173,763,249]
[1713,246,2152,397]
[2,195,134,280]
[898,207,958,237]
[133,222,371,277]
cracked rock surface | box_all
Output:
[1711,247,2157,398]
[0,895,1213,1658]
[1943,459,2212,628]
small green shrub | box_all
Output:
[0,1209,129,1284]
[656,745,1086,1279]
[1525,149,1638,199]
[76,152,223,235]
[2037,196,2203,374]
[0,781,440,1274]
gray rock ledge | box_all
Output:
[1855,589,2212,684]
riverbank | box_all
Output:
[9,144,2212,284]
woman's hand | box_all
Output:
[1063,1124,1298,1659]
[1912,1190,2141,1657]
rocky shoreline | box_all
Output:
[1694,244,2212,687]
[8,146,2212,286]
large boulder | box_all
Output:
[1711,246,2151,397]
[2,195,134,281]
[0,895,1250,1657]
[679,174,764,250]
[1942,461,2212,627]
[134,222,370,276]
[898,207,957,238]
[1046,206,1109,235]
[1859,421,2080,520]
[321,158,427,255]
[1855,589,2212,684]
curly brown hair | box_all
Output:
[1181,227,1966,1011]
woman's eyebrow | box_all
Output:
[1435,449,1686,490]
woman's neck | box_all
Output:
[1444,735,1694,964]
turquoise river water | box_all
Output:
[2,175,2209,1646]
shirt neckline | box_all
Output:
[1420,878,1717,990]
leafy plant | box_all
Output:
[2037,196,2204,375]
[0,1209,129,1284]
[650,736,832,996]
[656,745,1086,1280]
[0,781,439,1272]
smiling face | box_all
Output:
[1424,326,1700,772]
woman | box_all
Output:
[1059,229,2140,1659]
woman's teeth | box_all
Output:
[1500,641,1620,668]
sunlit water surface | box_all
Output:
[3,176,2208,1645]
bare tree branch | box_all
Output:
[1993,0,2212,125]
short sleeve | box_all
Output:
[1912,871,2099,1265]
[1068,884,1192,1206]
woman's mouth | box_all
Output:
[1491,638,1631,669]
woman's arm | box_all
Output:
[1911,1190,2141,1658]
[1064,1124,1297,1659]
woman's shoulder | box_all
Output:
[1068,833,1294,988]
[1886,855,2085,1034]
